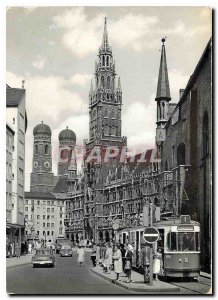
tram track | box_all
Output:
[170,276,211,294]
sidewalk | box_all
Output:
[6,254,33,268]
[90,265,180,293]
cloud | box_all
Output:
[122,100,156,152]
[110,14,159,51]
[52,7,211,58]
[32,56,45,70]
[53,7,104,59]
[69,73,92,87]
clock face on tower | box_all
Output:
[33,161,38,168]
[44,161,50,169]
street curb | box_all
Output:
[90,268,180,293]
[7,262,31,269]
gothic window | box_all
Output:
[107,93,110,100]
[203,111,209,157]
[107,76,110,89]
[104,107,109,117]
[106,56,109,66]
[104,126,109,136]
[177,143,186,165]
[45,145,49,154]
[101,76,104,88]
[165,160,168,171]
[111,109,116,118]
[35,145,38,154]
[102,56,105,66]
[111,126,116,136]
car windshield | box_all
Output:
[36,249,52,255]
[62,245,71,249]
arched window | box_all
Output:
[101,76,104,88]
[111,126,116,136]
[107,76,110,89]
[104,107,109,117]
[203,111,209,157]
[35,145,38,154]
[177,143,186,165]
[111,109,115,118]
[45,145,49,154]
[104,126,109,136]
[165,160,168,171]
[102,56,105,66]
[106,56,109,66]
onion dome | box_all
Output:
[59,126,76,141]
[33,121,51,136]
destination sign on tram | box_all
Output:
[143,227,159,244]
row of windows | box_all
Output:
[25,200,64,206]
[92,107,118,119]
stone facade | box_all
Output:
[160,39,212,271]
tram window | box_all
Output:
[167,232,177,251]
[167,232,200,251]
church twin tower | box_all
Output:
[30,123,77,193]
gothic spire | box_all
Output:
[156,38,171,100]
[101,17,109,49]
[117,77,121,90]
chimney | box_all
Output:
[22,80,25,89]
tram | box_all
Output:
[117,215,201,279]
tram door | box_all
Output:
[136,231,140,266]
[123,233,127,245]
[157,229,164,268]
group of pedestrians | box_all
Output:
[75,241,163,284]
[89,242,134,283]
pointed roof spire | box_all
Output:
[117,77,121,90]
[102,17,109,49]
[156,38,171,100]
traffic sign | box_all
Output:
[143,227,159,244]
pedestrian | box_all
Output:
[153,248,163,280]
[96,243,100,265]
[100,243,106,268]
[11,242,14,257]
[125,244,133,283]
[77,245,85,267]
[120,244,127,275]
[8,242,12,258]
[112,244,123,282]
[141,242,151,283]
[91,242,97,267]
[104,243,113,273]
[15,242,21,258]
[28,242,32,254]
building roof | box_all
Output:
[6,86,25,107]
[25,191,56,199]
[53,177,68,193]
[59,127,76,141]
[33,122,51,136]
[155,38,171,100]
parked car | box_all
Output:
[32,248,55,268]
[60,245,72,257]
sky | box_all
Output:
[6,6,212,191]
